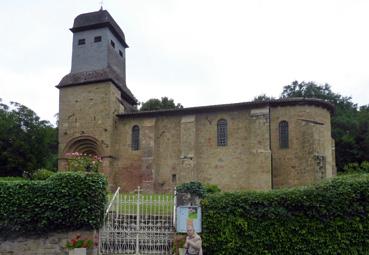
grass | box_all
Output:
[0,177,28,182]
[107,193,175,215]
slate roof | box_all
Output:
[70,9,128,48]
[117,98,335,118]
[56,68,137,105]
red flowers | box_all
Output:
[66,235,94,249]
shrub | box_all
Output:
[0,172,107,236]
[343,161,369,173]
[32,168,55,180]
[202,174,369,254]
[204,183,221,194]
[177,181,206,198]
[65,152,102,172]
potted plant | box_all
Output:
[66,235,94,255]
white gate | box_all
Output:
[99,187,176,255]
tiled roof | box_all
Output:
[56,68,137,105]
[118,98,335,118]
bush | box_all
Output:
[204,183,221,194]
[202,174,369,254]
[343,161,369,173]
[177,181,206,198]
[0,172,107,236]
[32,168,55,180]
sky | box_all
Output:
[0,0,368,125]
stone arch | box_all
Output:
[63,135,104,156]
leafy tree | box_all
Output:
[253,94,276,102]
[281,81,369,171]
[0,99,58,176]
[139,97,183,111]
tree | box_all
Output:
[0,99,58,176]
[139,97,183,111]
[281,81,368,171]
[253,94,276,102]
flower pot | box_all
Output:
[69,248,86,255]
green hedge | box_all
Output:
[0,172,107,235]
[202,174,369,255]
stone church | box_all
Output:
[57,9,336,192]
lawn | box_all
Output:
[107,193,175,215]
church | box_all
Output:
[57,9,336,192]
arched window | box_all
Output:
[279,121,289,149]
[217,119,228,146]
[131,125,140,151]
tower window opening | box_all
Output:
[78,39,86,45]
[94,36,102,42]
[119,50,123,57]
[111,40,115,48]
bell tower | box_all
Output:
[57,9,137,185]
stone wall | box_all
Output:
[116,107,272,192]
[58,81,125,188]
[0,230,96,255]
[270,105,334,188]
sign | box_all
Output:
[176,206,202,233]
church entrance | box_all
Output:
[99,187,176,254]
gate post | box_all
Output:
[136,186,141,255]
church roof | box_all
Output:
[71,9,128,48]
[118,98,335,118]
[56,68,137,105]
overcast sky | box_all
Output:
[0,0,368,125]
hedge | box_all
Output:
[202,174,369,255]
[0,172,107,236]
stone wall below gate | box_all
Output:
[0,230,97,255]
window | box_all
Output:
[279,121,289,149]
[78,39,85,45]
[119,50,123,57]
[94,36,102,42]
[217,119,227,146]
[131,125,140,150]
[110,40,115,48]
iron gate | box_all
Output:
[99,187,176,254]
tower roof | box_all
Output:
[71,9,128,48]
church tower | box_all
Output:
[57,9,137,183]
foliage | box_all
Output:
[0,172,107,236]
[140,97,183,111]
[253,94,276,102]
[281,81,369,171]
[66,235,94,249]
[343,161,369,174]
[202,174,369,254]
[0,99,58,176]
[177,181,206,198]
[32,168,55,180]
[0,177,26,182]
[204,183,221,194]
[65,152,102,172]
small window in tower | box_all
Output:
[111,40,115,48]
[78,39,86,45]
[119,50,123,57]
[94,36,102,42]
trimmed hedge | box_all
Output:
[0,172,107,235]
[202,174,369,255]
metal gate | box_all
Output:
[99,187,176,254]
